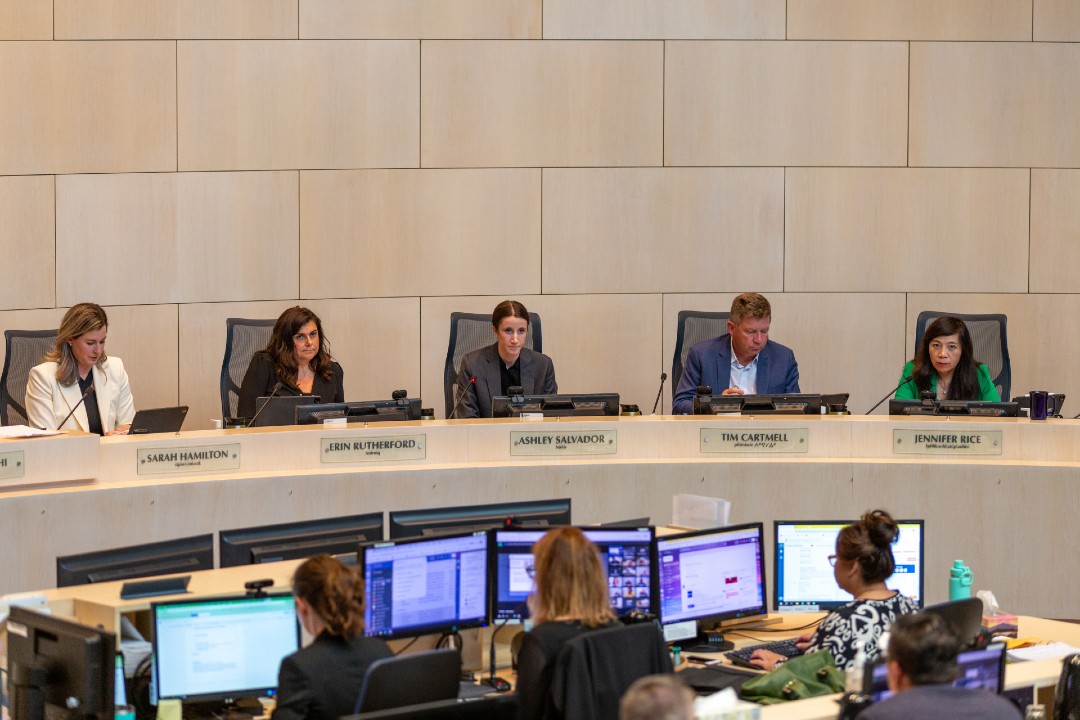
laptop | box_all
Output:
[249,395,320,427]
[128,406,189,434]
[863,641,1007,703]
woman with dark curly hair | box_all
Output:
[895,316,1000,402]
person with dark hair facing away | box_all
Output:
[273,555,392,720]
[751,510,918,671]
[894,315,1000,402]
[237,306,344,418]
[620,675,696,720]
[860,613,1020,719]
[516,527,620,720]
[455,299,557,418]
[672,292,800,414]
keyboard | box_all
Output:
[725,638,803,669]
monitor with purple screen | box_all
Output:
[864,642,1007,703]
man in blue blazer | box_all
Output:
[672,292,800,414]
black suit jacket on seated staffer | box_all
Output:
[272,631,392,720]
[237,351,345,419]
[456,344,557,418]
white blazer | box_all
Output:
[25,357,136,433]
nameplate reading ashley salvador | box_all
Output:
[892,429,1002,456]
[510,430,617,457]
[0,451,25,480]
[699,428,809,453]
[321,435,426,463]
[137,444,241,475]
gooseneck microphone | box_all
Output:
[482,604,525,692]
[55,383,96,431]
[449,376,476,419]
[865,375,912,415]
[248,382,283,427]
[651,372,668,415]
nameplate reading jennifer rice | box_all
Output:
[138,444,241,474]
[0,450,26,479]
[892,429,1002,455]
[510,430,617,457]
[321,435,426,463]
[700,428,809,453]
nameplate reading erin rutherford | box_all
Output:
[137,444,241,475]
[892,429,1002,456]
[321,435,426,463]
[699,428,809,453]
[510,430,617,457]
[0,451,25,479]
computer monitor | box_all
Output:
[491,526,655,622]
[295,398,422,424]
[56,534,214,587]
[774,520,924,612]
[864,642,1006,703]
[219,512,384,567]
[7,606,116,720]
[388,498,571,539]
[888,399,1019,417]
[152,594,300,704]
[655,522,768,630]
[361,531,490,639]
[490,393,621,418]
[692,392,822,415]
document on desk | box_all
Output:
[1007,642,1080,662]
[0,425,62,438]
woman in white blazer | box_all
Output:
[25,303,135,434]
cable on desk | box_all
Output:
[392,636,421,655]
[724,617,823,644]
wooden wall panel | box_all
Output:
[55,0,297,39]
[1031,170,1080,294]
[0,0,51,39]
[300,169,540,299]
[788,0,1031,40]
[55,172,299,306]
[0,42,176,175]
[1034,0,1080,41]
[543,0,784,39]
[0,176,54,310]
[421,41,663,168]
[785,168,1029,293]
[665,41,908,167]
[420,294,662,418]
[911,42,1080,168]
[661,293,907,415]
[542,168,783,294]
[177,40,419,171]
[300,0,540,39]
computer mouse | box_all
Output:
[490,677,512,693]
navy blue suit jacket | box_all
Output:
[672,334,800,414]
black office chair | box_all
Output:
[443,311,542,418]
[919,597,984,650]
[671,310,729,405]
[550,622,673,720]
[353,695,518,719]
[914,311,1011,400]
[1,329,57,426]
[220,318,276,419]
[1056,653,1080,720]
[353,648,461,714]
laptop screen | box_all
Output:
[864,642,1007,703]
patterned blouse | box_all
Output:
[805,592,919,670]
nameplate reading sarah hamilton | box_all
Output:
[510,430,617,457]
[0,451,25,479]
[700,428,809,453]
[138,444,241,475]
[321,435,426,463]
[893,429,1002,456]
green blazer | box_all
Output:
[894,360,1000,401]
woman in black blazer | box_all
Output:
[237,306,345,418]
[273,556,392,720]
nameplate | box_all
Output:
[892,429,1002,455]
[700,428,809,453]
[137,444,241,475]
[321,435,426,463]
[510,430,617,457]
[0,451,26,479]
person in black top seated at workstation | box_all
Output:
[273,555,392,720]
[455,299,557,418]
[237,306,344,419]
[751,510,918,672]
[516,527,620,720]
[860,612,1020,720]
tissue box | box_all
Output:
[983,612,1018,627]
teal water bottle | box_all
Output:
[949,560,973,600]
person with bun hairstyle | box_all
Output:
[273,555,391,720]
[751,510,918,671]
[516,527,620,720]
[894,316,1000,402]
[454,300,557,418]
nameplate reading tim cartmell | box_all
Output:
[321,435,426,463]
[510,430,617,457]
[699,428,809,453]
[0,450,26,479]
[892,429,1002,456]
[137,444,241,475]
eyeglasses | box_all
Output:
[827,555,838,567]
[525,563,536,579]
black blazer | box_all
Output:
[456,344,557,418]
[272,631,392,720]
[237,351,344,418]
